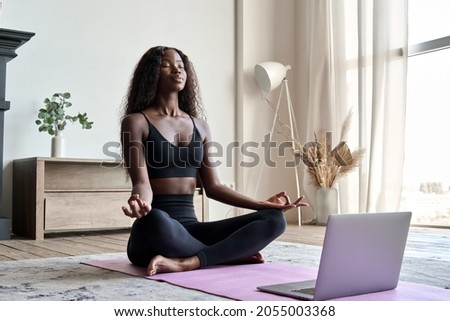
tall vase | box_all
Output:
[51,129,65,157]
[316,187,338,225]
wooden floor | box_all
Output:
[0,225,326,262]
[1,224,447,262]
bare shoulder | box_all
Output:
[121,112,149,140]
[121,112,147,129]
[122,112,146,124]
[192,117,211,141]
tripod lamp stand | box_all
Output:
[254,61,303,225]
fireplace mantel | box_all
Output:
[0,28,35,59]
[0,28,34,239]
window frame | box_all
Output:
[403,35,450,228]
[408,35,450,57]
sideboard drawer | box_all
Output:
[44,192,132,231]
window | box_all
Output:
[399,0,450,227]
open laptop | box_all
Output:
[258,211,412,300]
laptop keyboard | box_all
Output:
[290,287,315,295]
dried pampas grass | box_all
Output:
[297,112,365,188]
[262,96,365,188]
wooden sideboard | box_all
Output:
[12,157,207,240]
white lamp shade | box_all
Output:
[255,62,291,92]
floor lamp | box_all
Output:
[254,62,303,225]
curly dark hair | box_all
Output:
[123,46,205,119]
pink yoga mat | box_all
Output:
[83,259,450,301]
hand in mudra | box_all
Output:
[265,191,308,212]
[122,194,151,219]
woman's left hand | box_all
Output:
[264,191,309,212]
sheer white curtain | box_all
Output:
[295,0,408,218]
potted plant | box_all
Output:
[35,92,93,157]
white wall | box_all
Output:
[239,0,301,223]
[2,0,236,221]
[3,0,310,225]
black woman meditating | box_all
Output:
[120,46,308,276]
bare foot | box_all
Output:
[146,255,201,276]
[224,252,265,265]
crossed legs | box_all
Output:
[127,208,286,275]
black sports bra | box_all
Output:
[140,112,203,179]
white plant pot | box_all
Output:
[316,187,338,225]
[51,130,65,157]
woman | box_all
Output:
[121,46,307,276]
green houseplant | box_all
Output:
[35,92,93,135]
[35,92,93,157]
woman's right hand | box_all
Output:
[122,194,151,219]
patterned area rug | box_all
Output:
[0,234,449,301]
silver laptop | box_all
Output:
[258,211,412,300]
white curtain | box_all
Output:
[295,0,408,219]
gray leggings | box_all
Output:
[127,194,286,267]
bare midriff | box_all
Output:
[150,177,198,195]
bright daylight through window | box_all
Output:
[399,0,450,227]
